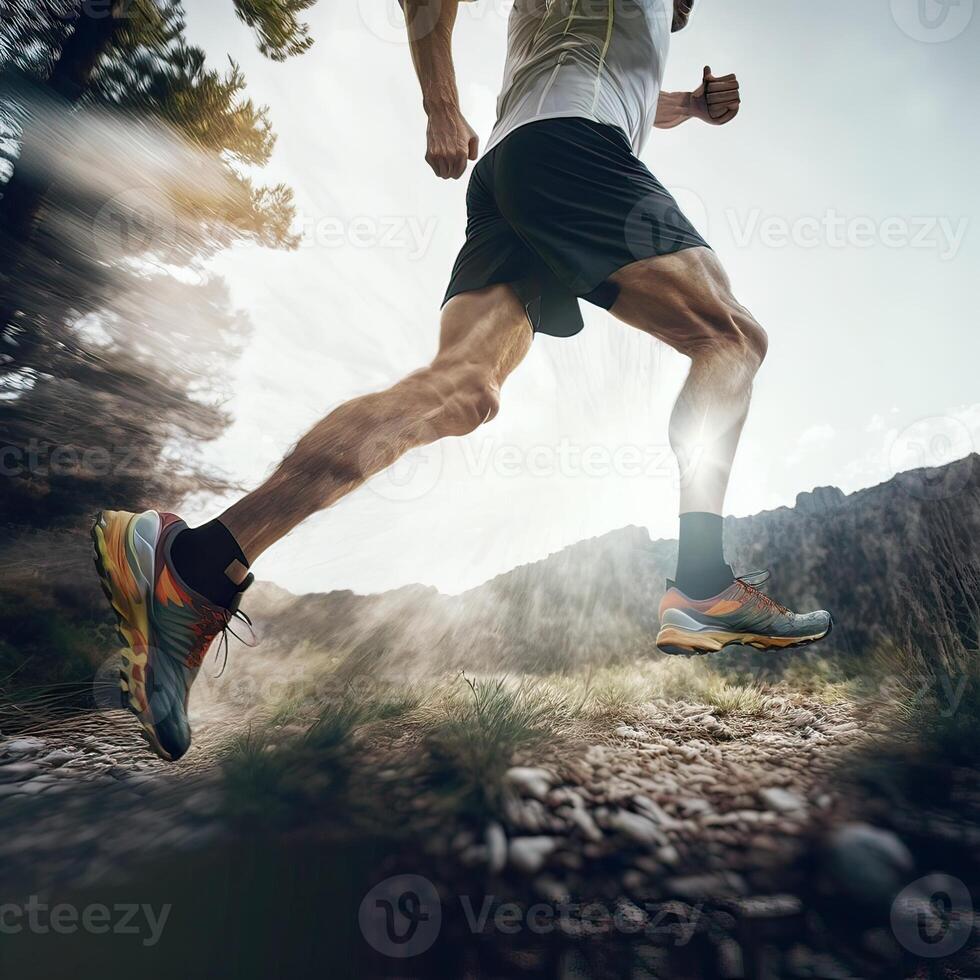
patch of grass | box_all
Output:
[854,556,980,814]
[537,658,781,725]
[221,682,424,829]
[218,649,858,832]
[423,675,560,819]
[701,679,770,718]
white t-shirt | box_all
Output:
[475,0,672,155]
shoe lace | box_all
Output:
[211,608,258,678]
[734,569,791,616]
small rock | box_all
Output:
[562,806,602,842]
[821,823,914,913]
[607,810,666,846]
[547,786,584,809]
[0,761,41,784]
[460,844,488,867]
[40,749,76,768]
[533,875,569,903]
[665,872,748,901]
[504,767,554,801]
[614,725,648,741]
[2,738,46,757]
[509,836,558,875]
[760,787,805,813]
[13,780,50,796]
[633,795,682,829]
[677,797,711,817]
[621,870,647,894]
[485,822,507,874]
[735,894,804,918]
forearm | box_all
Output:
[403,0,461,115]
[654,91,694,129]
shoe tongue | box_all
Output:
[735,567,770,588]
[227,573,254,614]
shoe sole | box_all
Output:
[655,617,834,657]
[91,511,173,761]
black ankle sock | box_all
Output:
[169,519,249,609]
[674,512,734,599]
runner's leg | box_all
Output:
[607,246,768,596]
[179,285,531,595]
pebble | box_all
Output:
[760,787,806,813]
[607,810,666,846]
[504,767,554,801]
[460,844,488,867]
[633,795,682,829]
[735,894,803,918]
[614,725,649,741]
[509,836,558,875]
[533,875,569,903]
[821,823,913,910]
[0,762,41,783]
[1,738,47,757]
[40,749,76,768]
[485,821,507,874]
[561,805,603,842]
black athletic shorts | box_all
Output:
[443,116,709,338]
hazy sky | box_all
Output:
[179,0,979,595]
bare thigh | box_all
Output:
[429,283,533,421]
[607,246,767,359]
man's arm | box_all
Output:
[403,0,479,179]
[655,66,741,129]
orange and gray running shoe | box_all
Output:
[656,569,832,656]
[91,510,253,761]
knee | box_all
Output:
[697,300,768,371]
[417,364,500,438]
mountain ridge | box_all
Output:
[245,455,979,678]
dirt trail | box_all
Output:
[0,695,244,895]
[358,693,870,894]
[0,687,869,899]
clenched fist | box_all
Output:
[425,105,479,179]
[691,66,741,125]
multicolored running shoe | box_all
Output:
[657,569,832,656]
[91,510,252,761]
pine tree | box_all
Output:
[0,1,317,528]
